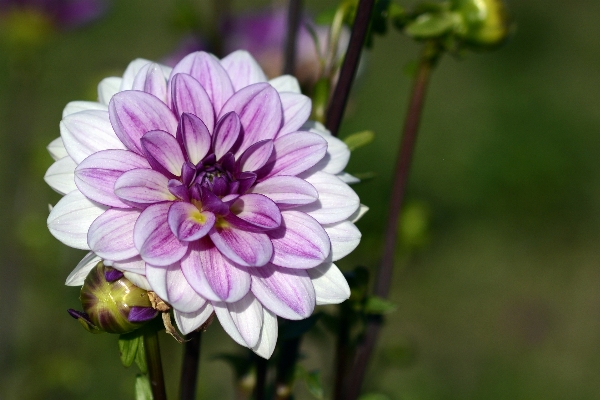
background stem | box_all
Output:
[179,331,202,400]
[283,0,302,75]
[254,356,268,400]
[144,328,168,400]
[274,337,302,400]
[344,42,442,400]
[325,0,375,136]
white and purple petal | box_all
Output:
[88,208,140,261]
[114,169,176,205]
[219,82,283,156]
[222,292,263,348]
[174,302,214,335]
[252,308,278,359]
[65,252,101,286]
[250,264,315,320]
[248,176,318,208]
[307,262,350,305]
[230,194,281,230]
[171,73,215,132]
[209,224,273,267]
[296,171,360,224]
[278,92,311,137]
[47,137,68,161]
[47,190,106,250]
[323,220,361,262]
[268,211,330,269]
[146,263,206,313]
[61,110,126,163]
[181,239,251,302]
[132,63,168,103]
[177,113,212,165]
[259,132,327,179]
[168,202,215,241]
[170,52,234,114]
[74,149,150,208]
[140,130,186,177]
[109,91,178,155]
[45,156,77,195]
[134,203,188,266]
[220,50,267,91]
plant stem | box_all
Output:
[344,41,442,400]
[274,337,302,400]
[333,304,350,400]
[144,328,168,400]
[254,356,268,400]
[283,0,303,75]
[325,0,375,137]
[179,331,202,400]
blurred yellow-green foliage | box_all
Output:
[2,0,600,399]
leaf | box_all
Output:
[296,366,324,399]
[304,370,324,399]
[405,11,458,39]
[118,333,142,368]
[364,296,397,315]
[343,130,375,151]
[135,338,148,374]
[315,9,337,25]
[135,374,153,400]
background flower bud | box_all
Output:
[452,0,510,49]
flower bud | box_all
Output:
[69,262,157,334]
[452,0,510,49]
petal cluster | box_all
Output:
[46,51,364,358]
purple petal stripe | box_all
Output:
[109,91,178,155]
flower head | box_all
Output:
[46,51,364,358]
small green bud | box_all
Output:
[69,262,157,334]
[452,0,511,49]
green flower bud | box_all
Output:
[452,0,511,49]
[69,262,157,334]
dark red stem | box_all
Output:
[283,0,303,75]
[344,42,441,400]
[325,0,375,137]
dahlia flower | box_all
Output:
[45,50,365,358]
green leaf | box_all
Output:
[315,9,337,25]
[135,337,147,374]
[359,393,391,400]
[118,333,142,368]
[405,11,458,39]
[364,296,397,315]
[343,130,375,151]
[304,370,324,399]
[295,366,324,399]
[135,374,153,400]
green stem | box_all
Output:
[344,41,443,400]
[144,328,168,400]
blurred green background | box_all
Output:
[2,0,600,399]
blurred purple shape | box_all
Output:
[164,8,349,85]
[0,0,109,29]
